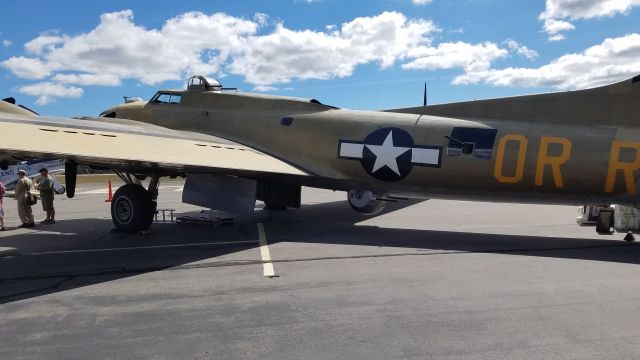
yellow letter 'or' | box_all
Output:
[494,134,528,184]
[535,137,572,188]
[605,141,640,194]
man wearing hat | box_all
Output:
[14,169,35,228]
[36,168,55,224]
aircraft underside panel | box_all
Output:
[182,174,257,215]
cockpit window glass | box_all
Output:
[150,92,181,104]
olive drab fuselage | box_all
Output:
[102,77,640,207]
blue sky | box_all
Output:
[0,0,639,117]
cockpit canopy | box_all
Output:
[187,75,222,92]
[150,91,182,104]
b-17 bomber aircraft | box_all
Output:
[1,75,640,235]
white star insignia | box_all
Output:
[365,131,410,176]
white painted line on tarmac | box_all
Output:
[25,240,257,256]
[257,223,276,278]
[76,189,110,195]
[0,247,17,257]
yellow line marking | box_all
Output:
[257,223,276,278]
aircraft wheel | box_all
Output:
[347,189,386,215]
[55,186,66,195]
[111,184,154,233]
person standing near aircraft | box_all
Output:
[14,170,35,228]
[0,180,6,231]
[36,168,55,224]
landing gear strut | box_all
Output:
[110,174,159,233]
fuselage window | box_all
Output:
[151,92,181,104]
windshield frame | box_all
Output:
[149,91,182,104]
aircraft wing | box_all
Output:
[0,111,310,181]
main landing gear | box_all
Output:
[110,173,159,233]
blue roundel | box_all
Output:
[361,127,414,182]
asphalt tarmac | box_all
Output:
[2,180,640,360]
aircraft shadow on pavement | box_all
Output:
[0,218,261,304]
[266,200,640,266]
[1,200,640,304]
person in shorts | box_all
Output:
[36,168,55,224]
[0,180,6,231]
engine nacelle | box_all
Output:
[347,189,385,215]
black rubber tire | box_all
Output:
[111,184,154,233]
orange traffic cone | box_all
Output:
[105,180,113,203]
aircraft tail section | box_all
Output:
[385,75,640,126]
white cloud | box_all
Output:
[402,42,508,73]
[25,35,65,55]
[540,0,640,20]
[1,9,548,104]
[229,12,439,86]
[18,82,83,105]
[454,33,640,90]
[51,73,122,86]
[2,56,51,79]
[2,40,11,47]
[539,0,640,40]
[253,12,269,26]
[548,34,566,42]
[3,10,258,87]
[542,19,575,35]
[505,39,539,60]
[3,10,442,102]
[254,85,278,92]
[412,0,433,5]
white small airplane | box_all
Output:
[0,159,66,194]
